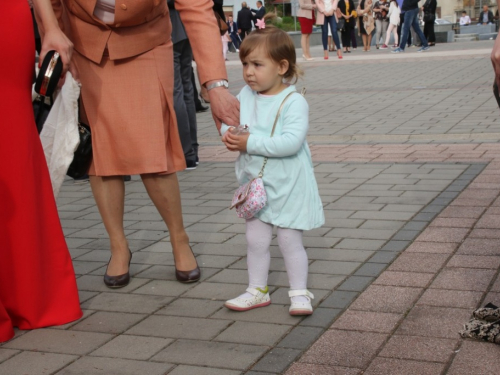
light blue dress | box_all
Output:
[221,85,324,231]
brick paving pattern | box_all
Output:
[1,41,500,374]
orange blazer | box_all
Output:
[47,0,227,84]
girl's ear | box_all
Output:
[278,60,290,76]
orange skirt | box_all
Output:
[74,42,186,176]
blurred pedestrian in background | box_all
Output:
[422,0,436,46]
[357,0,374,51]
[339,0,356,53]
[373,0,389,49]
[317,0,343,59]
[298,0,317,60]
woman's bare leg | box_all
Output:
[301,34,309,58]
[141,173,197,271]
[89,176,130,276]
[305,34,312,57]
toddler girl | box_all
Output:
[221,15,324,316]
[381,0,400,49]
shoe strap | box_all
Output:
[246,286,268,296]
[288,289,314,299]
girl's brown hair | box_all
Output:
[239,14,302,83]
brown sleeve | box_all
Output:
[175,0,228,85]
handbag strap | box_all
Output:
[258,89,301,178]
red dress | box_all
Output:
[299,10,316,34]
[0,0,82,343]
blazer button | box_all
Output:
[121,4,127,10]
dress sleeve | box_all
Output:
[246,95,309,158]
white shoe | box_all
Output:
[224,287,271,311]
[288,289,314,316]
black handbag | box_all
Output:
[337,17,346,31]
[423,11,435,22]
[35,50,63,97]
[33,95,52,134]
[66,120,92,179]
[33,50,63,134]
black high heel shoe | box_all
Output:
[175,247,201,283]
[104,249,132,288]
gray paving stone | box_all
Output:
[196,255,241,268]
[320,290,359,309]
[335,239,386,250]
[391,230,421,241]
[251,348,302,373]
[4,329,113,355]
[369,251,401,264]
[89,335,172,360]
[126,315,231,340]
[0,351,78,375]
[0,349,19,363]
[155,298,224,318]
[351,211,415,220]
[298,308,342,328]
[131,279,195,296]
[412,212,439,221]
[277,326,324,350]
[302,236,342,248]
[79,238,156,251]
[337,276,375,292]
[56,356,173,375]
[186,223,233,233]
[308,260,361,275]
[70,311,146,334]
[354,263,388,277]
[167,365,241,375]
[402,221,428,231]
[81,292,173,314]
[360,220,405,230]
[306,248,374,262]
[214,321,291,346]
[151,339,267,370]
[206,269,249,284]
[422,204,446,213]
[191,243,248,256]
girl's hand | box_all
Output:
[221,127,234,143]
[224,131,249,152]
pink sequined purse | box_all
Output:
[230,91,296,219]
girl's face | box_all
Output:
[241,46,288,95]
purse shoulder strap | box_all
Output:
[258,89,303,178]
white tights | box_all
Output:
[242,218,309,302]
[385,23,399,46]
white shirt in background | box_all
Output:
[459,15,471,25]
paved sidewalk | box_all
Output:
[1,42,499,374]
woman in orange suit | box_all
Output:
[0,0,82,343]
[43,0,240,287]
